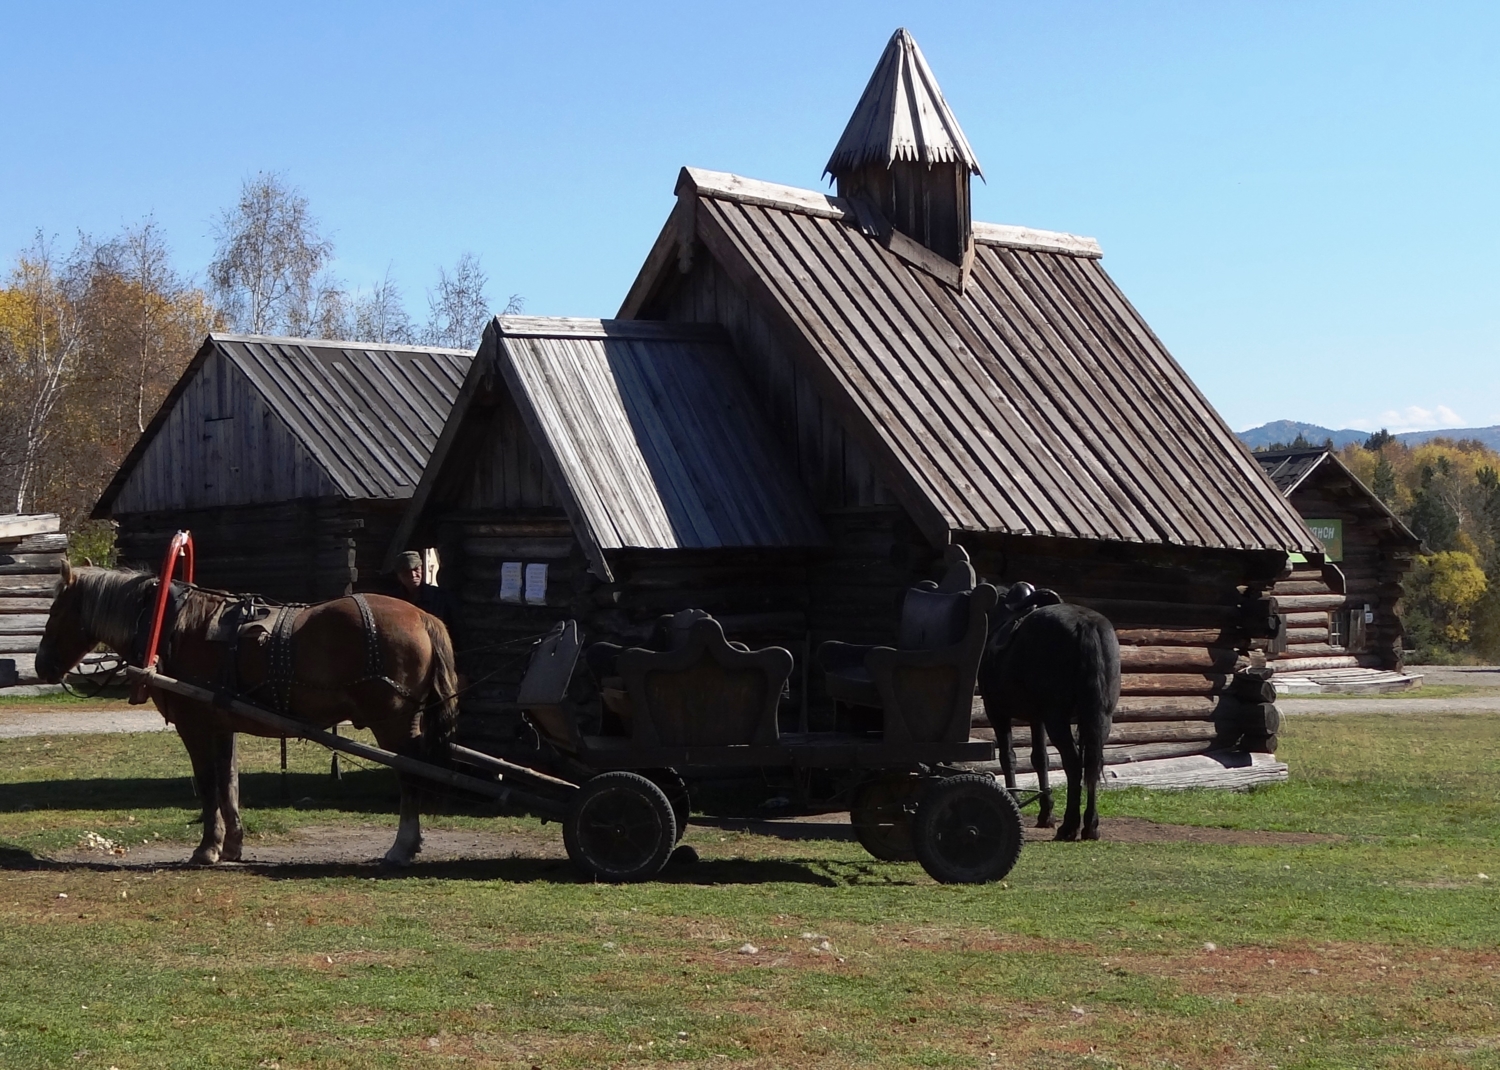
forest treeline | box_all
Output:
[0,173,514,529]
[1266,430,1500,663]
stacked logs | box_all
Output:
[0,514,65,686]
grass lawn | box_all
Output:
[0,714,1496,1069]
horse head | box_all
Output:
[35,559,88,683]
[35,563,149,683]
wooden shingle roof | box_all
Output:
[393,317,827,579]
[94,334,473,514]
[624,168,1320,555]
[825,28,982,176]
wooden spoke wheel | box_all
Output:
[564,771,678,883]
[913,774,1024,885]
[643,768,691,843]
[850,773,921,861]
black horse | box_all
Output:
[977,584,1120,841]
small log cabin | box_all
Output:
[93,333,472,601]
[1254,448,1423,676]
[395,29,1320,770]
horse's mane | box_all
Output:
[68,567,227,656]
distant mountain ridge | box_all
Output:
[1237,419,1500,453]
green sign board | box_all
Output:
[1304,518,1343,562]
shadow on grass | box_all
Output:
[0,839,840,886]
[0,769,419,815]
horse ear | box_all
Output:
[82,556,93,567]
[59,558,74,587]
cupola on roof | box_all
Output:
[824,28,983,179]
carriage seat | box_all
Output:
[598,613,791,748]
[818,547,997,744]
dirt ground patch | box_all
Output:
[51,821,567,869]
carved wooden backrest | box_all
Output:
[617,617,792,748]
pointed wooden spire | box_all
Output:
[825,28,982,179]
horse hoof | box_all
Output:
[1081,828,1101,841]
[1035,816,1055,829]
[189,848,221,866]
[1053,828,1080,843]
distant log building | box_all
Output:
[93,334,472,601]
[1254,448,1423,679]
[395,29,1319,773]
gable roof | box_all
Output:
[94,334,473,515]
[391,317,828,580]
[825,28,982,177]
[1253,448,1422,549]
[622,167,1320,556]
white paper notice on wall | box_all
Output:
[524,563,548,605]
[499,561,523,604]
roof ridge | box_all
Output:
[209,331,472,356]
[679,168,1102,257]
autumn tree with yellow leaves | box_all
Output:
[1338,434,1500,661]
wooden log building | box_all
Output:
[93,334,472,601]
[1254,448,1423,677]
[0,513,65,686]
[395,29,1320,769]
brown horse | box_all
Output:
[35,562,459,867]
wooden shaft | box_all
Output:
[125,666,568,819]
[448,743,579,793]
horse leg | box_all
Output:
[382,773,423,867]
[215,732,243,862]
[1050,721,1084,842]
[370,722,424,867]
[177,720,226,865]
[1031,718,1055,828]
[983,693,1019,791]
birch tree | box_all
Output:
[0,235,84,513]
[208,173,334,335]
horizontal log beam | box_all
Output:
[1118,646,1243,673]
[1119,672,1228,696]
[1270,594,1348,612]
[0,598,54,613]
[1113,695,1219,720]
[1113,627,1228,647]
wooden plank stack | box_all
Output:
[0,514,64,686]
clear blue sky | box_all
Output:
[3,1,1497,433]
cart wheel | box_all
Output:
[564,772,677,883]
[913,774,1023,884]
[850,774,920,861]
[643,769,691,843]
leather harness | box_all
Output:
[145,585,412,713]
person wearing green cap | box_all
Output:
[393,550,457,637]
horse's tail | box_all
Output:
[1073,614,1121,785]
[419,613,461,764]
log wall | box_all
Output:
[0,515,65,685]
[114,498,405,604]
